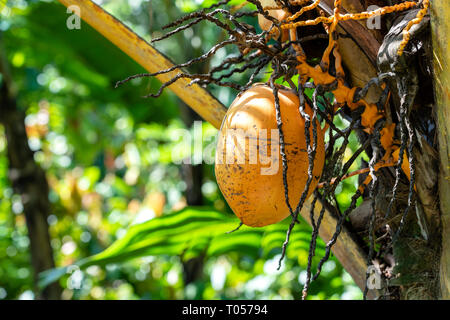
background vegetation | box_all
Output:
[0,0,365,300]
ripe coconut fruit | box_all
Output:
[215,83,325,227]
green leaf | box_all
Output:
[38,206,316,289]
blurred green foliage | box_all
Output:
[0,0,365,300]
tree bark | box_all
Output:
[180,106,206,287]
[430,0,450,300]
[0,42,61,300]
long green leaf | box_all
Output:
[39,207,319,289]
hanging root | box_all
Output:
[363,177,379,300]
[390,98,417,244]
[302,192,320,300]
[271,77,294,218]
[226,221,244,234]
[363,127,382,300]
[304,118,358,289]
[312,189,362,281]
[161,0,232,31]
[277,77,319,272]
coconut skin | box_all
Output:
[215,84,325,227]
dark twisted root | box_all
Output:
[364,129,382,300]
[162,0,232,30]
[302,110,358,297]
[278,80,319,271]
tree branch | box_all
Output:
[59,0,226,129]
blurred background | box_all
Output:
[0,0,365,300]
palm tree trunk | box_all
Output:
[430,0,450,300]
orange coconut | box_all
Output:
[215,83,325,227]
